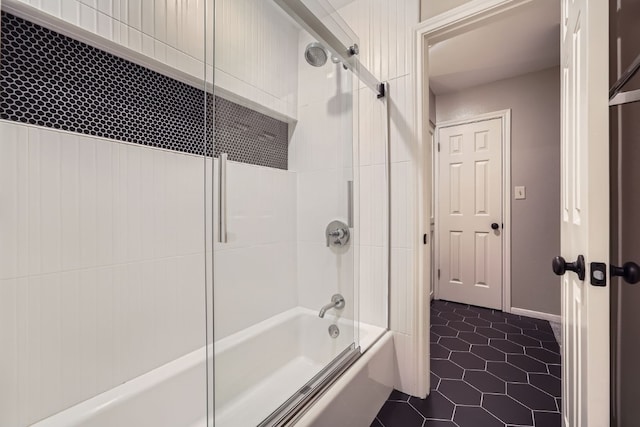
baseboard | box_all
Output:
[510,307,561,324]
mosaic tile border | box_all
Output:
[0,11,289,169]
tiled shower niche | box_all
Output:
[0,11,289,170]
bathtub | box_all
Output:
[33,307,387,427]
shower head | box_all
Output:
[304,42,328,67]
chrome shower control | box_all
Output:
[326,220,350,247]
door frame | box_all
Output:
[429,121,436,301]
[434,110,512,312]
[414,0,533,397]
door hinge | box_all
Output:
[437,269,441,279]
[437,143,440,152]
[423,233,428,244]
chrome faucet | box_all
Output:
[319,294,345,318]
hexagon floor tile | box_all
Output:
[371,300,562,427]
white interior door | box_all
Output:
[560,0,609,424]
[438,117,502,310]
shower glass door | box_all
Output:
[1,1,213,426]
[212,0,359,425]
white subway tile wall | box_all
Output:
[214,0,299,119]
[0,122,299,424]
[0,122,207,425]
[337,0,422,394]
[213,160,298,339]
[289,30,356,322]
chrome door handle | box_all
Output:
[218,153,228,243]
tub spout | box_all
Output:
[319,294,345,318]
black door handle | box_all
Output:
[491,223,500,230]
[611,262,640,284]
[552,255,585,281]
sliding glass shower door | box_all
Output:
[211,0,360,425]
[0,1,213,426]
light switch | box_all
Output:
[515,186,526,200]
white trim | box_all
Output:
[414,3,535,374]
[503,113,512,314]
[434,109,512,313]
[411,22,430,398]
[433,130,441,302]
[510,307,561,324]
[415,0,532,45]
[429,123,436,303]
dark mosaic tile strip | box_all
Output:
[0,12,289,170]
[214,96,288,169]
[372,300,562,427]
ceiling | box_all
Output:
[429,0,561,95]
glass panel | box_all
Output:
[212,0,358,425]
[0,2,211,426]
[355,79,390,351]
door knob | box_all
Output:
[611,262,640,284]
[552,255,585,281]
[491,223,500,230]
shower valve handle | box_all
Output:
[326,228,345,246]
[325,220,350,247]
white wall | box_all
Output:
[289,32,355,321]
[213,161,298,339]
[13,0,209,79]
[0,123,298,425]
[0,121,207,426]
[1,1,302,423]
[435,66,561,316]
[357,86,389,329]
[339,0,424,395]
[210,0,302,337]
[214,0,299,119]
[420,0,473,21]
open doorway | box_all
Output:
[429,0,561,323]
[370,1,567,426]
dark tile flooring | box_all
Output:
[371,300,562,427]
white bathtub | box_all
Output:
[33,307,386,427]
[215,307,384,426]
